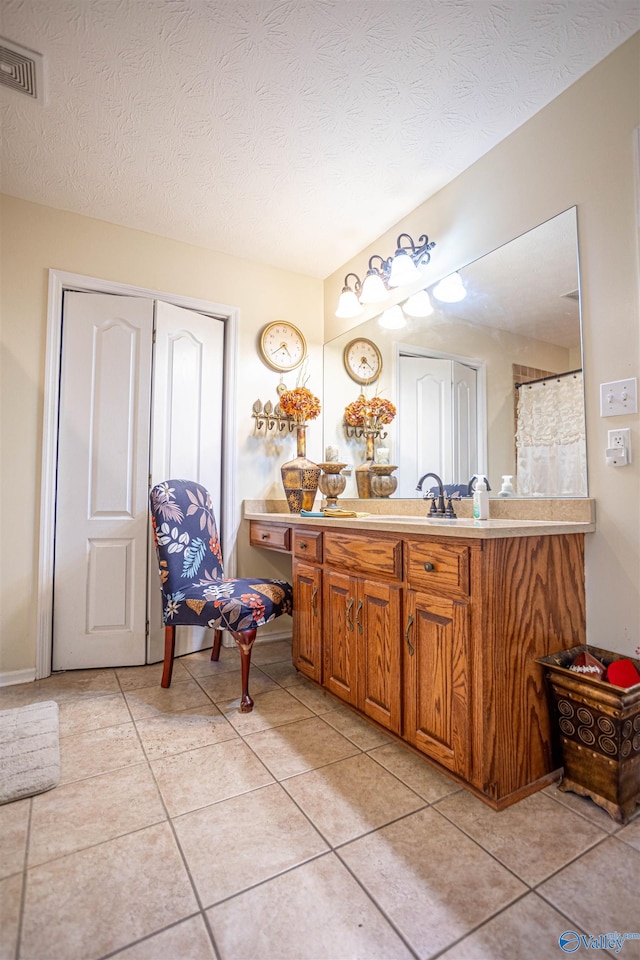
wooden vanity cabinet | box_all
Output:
[251,518,587,809]
[323,532,403,733]
[291,531,323,681]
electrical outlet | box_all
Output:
[608,428,632,463]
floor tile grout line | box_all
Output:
[431,795,610,890]
[331,846,424,960]
[531,829,629,894]
[542,784,628,835]
[14,796,33,960]
[96,910,208,960]
[129,714,224,960]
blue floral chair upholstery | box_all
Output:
[150,479,293,712]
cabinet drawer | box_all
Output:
[293,529,323,563]
[249,521,291,553]
[405,540,470,598]
[324,532,402,580]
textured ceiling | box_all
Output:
[1,0,638,278]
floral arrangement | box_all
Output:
[279,386,321,424]
[344,394,396,430]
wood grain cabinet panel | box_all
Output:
[249,521,291,553]
[324,567,402,734]
[292,560,322,682]
[403,591,470,778]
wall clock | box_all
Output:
[343,338,383,385]
[259,321,307,372]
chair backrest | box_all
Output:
[149,480,224,599]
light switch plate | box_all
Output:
[600,378,638,416]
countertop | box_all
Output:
[244,500,596,540]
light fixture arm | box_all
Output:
[342,272,363,296]
[394,233,435,268]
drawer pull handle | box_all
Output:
[346,597,354,632]
[423,561,435,572]
[311,585,318,616]
[404,613,415,656]
[261,533,269,540]
[299,540,307,549]
[355,599,363,634]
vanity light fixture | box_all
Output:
[334,233,436,317]
[403,290,434,318]
[432,271,466,303]
[359,256,389,304]
[379,305,406,329]
[335,273,364,319]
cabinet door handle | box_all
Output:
[404,613,415,656]
[311,585,318,617]
[261,533,269,540]
[299,540,307,549]
[423,561,434,572]
[355,599,363,634]
[346,596,354,632]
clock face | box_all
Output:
[259,321,307,372]
[344,338,382,385]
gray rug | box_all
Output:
[0,700,60,804]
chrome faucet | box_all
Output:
[416,472,446,516]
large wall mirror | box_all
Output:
[323,208,587,499]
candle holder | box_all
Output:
[318,462,347,511]
[370,463,398,499]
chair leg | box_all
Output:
[210,630,222,661]
[230,628,257,712]
[161,624,176,688]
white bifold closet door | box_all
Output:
[397,355,477,498]
[53,292,223,671]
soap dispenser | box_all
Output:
[473,476,489,520]
[498,475,514,498]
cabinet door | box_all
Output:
[358,580,402,733]
[323,569,358,705]
[292,561,322,682]
[403,590,470,777]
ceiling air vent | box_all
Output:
[0,38,43,100]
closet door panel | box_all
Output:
[53,292,153,669]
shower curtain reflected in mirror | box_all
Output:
[515,372,587,497]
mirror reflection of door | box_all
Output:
[397,353,479,498]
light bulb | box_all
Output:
[379,305,406,329]
[403,290,433,318]
[388,251,421,287]
[360,272,388,304]
[432,272,466,303]
[335,288,363,319]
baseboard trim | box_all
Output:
[0,668,37,688]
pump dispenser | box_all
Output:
[498,475,514,497]
[473,476,489,520]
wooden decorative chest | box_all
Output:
[537,645,640,823]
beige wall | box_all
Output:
[325,34,640,655]
[0,198,322,675]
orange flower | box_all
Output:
[344,394,396,428]
[279,386,321,423]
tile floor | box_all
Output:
[1,639,638,960]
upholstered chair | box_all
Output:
[150,479,293,711]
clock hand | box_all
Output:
[359,356,373,369]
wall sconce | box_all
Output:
[432,271,466,303]
[335,233,436,317]
[251,399,296,434]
